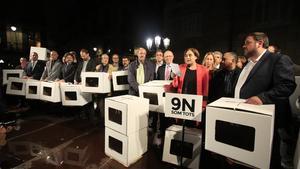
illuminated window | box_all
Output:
[6,31,23,50]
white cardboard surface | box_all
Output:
[81,72,111,93]
[25,79,41,100]
[60,83,92,106]
[112,71,129,91]
[105,95,149,135]
[138,80,172,113]
[162,125,202,169]
[205,97,275,169]
[30,46,49,61]
[40,81,61,102]
[2,69,24,85]
[105,127,147,167]
[6,77,26,96]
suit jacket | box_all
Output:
[128,59,155,96]
[237,51,296,127]
[41,60,63,81]
[209,68,241,102]
[24,60,45,80]
[60,63,77,83]
[74,58,96,83]
[238,51,296,103]
[156,63,179,80]
[172,64,210,108]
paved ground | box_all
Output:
[0,98,179,169]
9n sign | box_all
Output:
[165,93,203,121]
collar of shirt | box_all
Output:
[248,49,266,63]
[157,61,163,66]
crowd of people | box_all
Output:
[2,32,299,169]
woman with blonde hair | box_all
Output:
[202,52,216,71]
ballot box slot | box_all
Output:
[11,82,23,90]
[143,92,158,105]
[109,136,123,155]
[85,77,99,87]
[108,107,122,125]
[43,87,52,96]
[170,139,194,159]
[215,120,255,151]
[65,91,77,100]
[116,75,128,85]
[29,86,37,94]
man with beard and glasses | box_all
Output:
[234,32,296,169]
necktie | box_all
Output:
[165,65,171,80]
[31,61,35,71]
[137,63,144,84]
[50,61,54,69]
[65,63,69,72]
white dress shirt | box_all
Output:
[166,63,181,77]
[234,49,266,99]
[155,61,163,73]
[32,61,37,70]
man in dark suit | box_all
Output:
[156,50,180,80]
[128,47,155,96]
[41,50,63,81]
[23,52,45,80]
[152,50,180,147]
[74,49,96,84]
[73,49,97,124]
[209,52,241,102]
[60,52,77,83]
[234,32,296,169]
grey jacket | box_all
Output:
[128,59,155,96]
[41,60,63,81]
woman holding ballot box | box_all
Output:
[169,48,209,127]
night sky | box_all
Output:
[2,0,165,55]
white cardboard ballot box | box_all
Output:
[112,71,129,91]
[30,46,49,61]
[105,127,147,167]
[105,95,149,135]
[139,80,172,113]
[205,97,275,169]
[295,130,300,169]
[60,83,92,106]
[2,69,24,85]
[162,125,202,169]
[40,81,61,102]
[25,79,41,100]
[6,77,26,96]
[81,72,111,93]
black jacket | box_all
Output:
[61,63,77,83]
[74,58,96,83]
[209,68,241,102]
[24,60,45,80]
